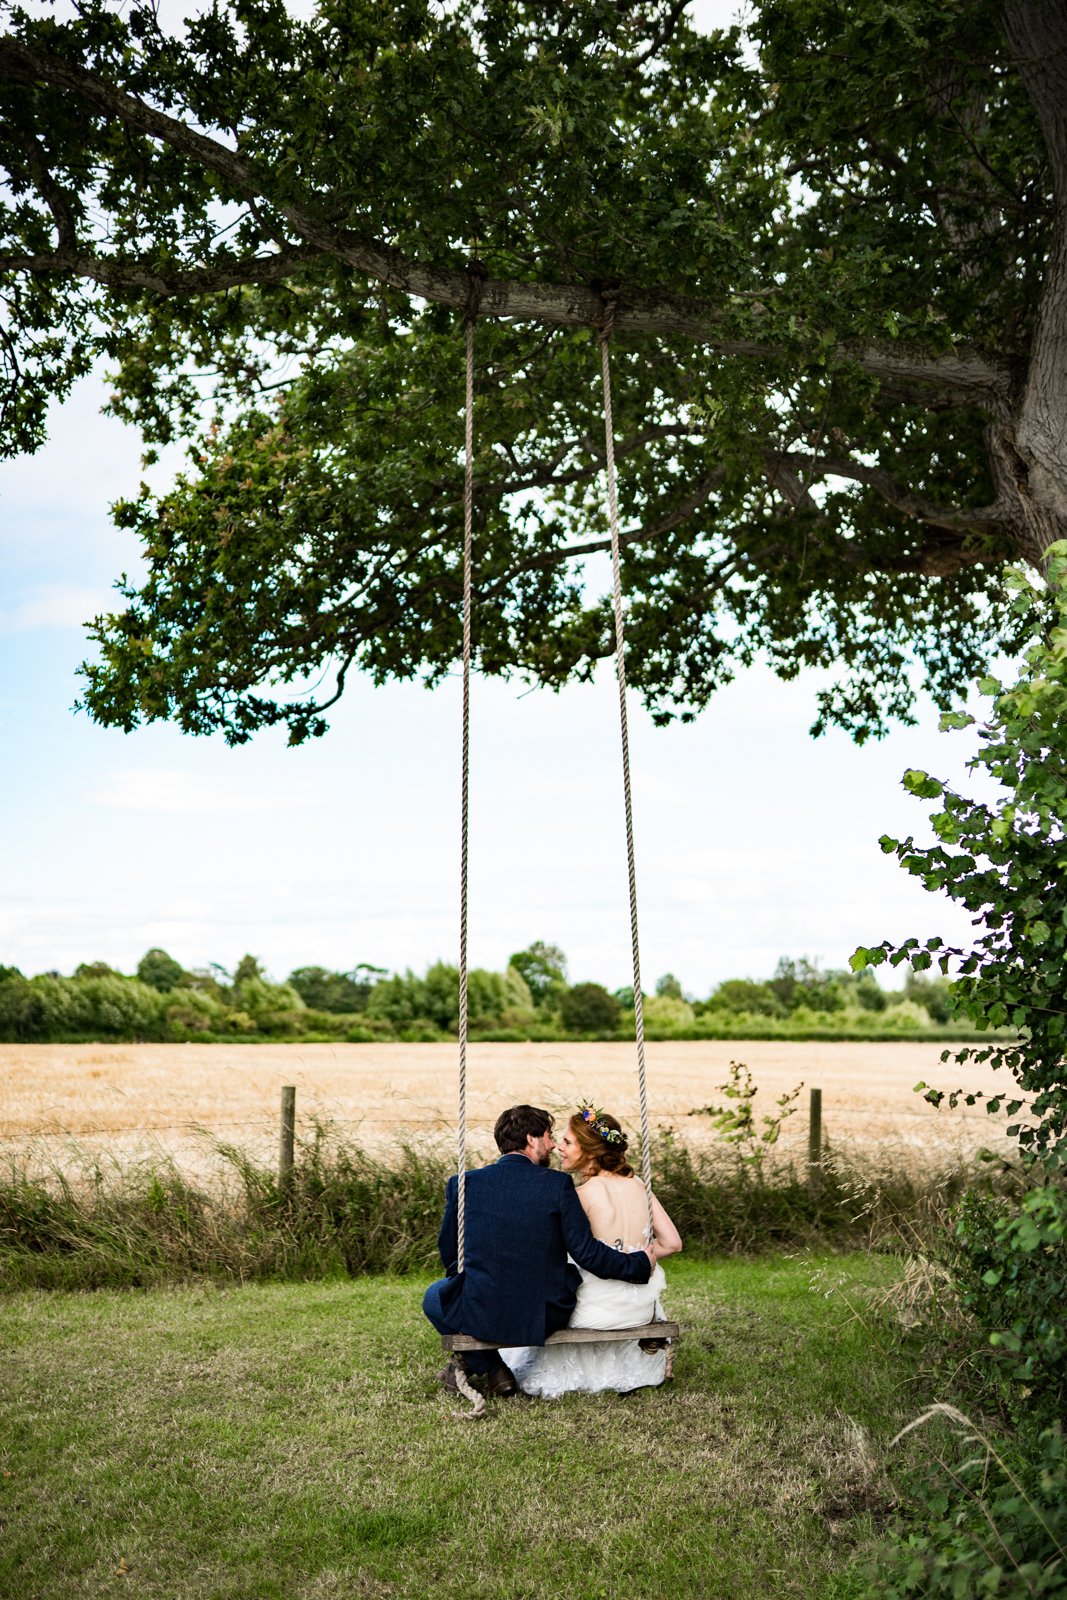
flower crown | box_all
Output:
[578,1101,626,1145]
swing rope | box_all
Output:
[455,295,654,1272]
[598,312,653,1232]
[456,308,475,1275]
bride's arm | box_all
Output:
[649,1188,682,1259]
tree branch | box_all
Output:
[766,449,1009,537]
[0,33,1014,410]
[480,468,725,597]
[0,245,324,293]
[12,127,76,250]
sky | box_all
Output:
[0,0,995,998]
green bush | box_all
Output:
[363,962,513,1035]
[163,989,229,1038]
[769,956,844,1013]
[0,972,164,1041]
[701,978,785,1018]
[0,974,48,1040]
[869,1416,1067,1600]
[904,969,953,1025]
[642,993,696,1030]
[507,940,568,1010]
[879,998,933,1031]
[560,981,621,1034]
[136,948,185,992]
[859,553,1067,1598]
[951,1185,1067,1428]
[71,974,164,1038]
[286,965,382,1013]
[856,549,1067,1163]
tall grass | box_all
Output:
[0,1125,449,1290]
[0,1122,1015,1293]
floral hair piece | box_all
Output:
[578,1101,626,1145]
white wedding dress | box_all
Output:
[500,1238,669,1398]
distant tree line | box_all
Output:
[0,941,968,1045]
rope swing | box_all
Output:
[455,292,657,1265]
[597,305,653,1233]
[456,281,479,1275]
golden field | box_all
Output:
[0,1039,1017,1174]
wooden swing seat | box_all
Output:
[441,1321,679,1353]
[441,1322,680,1414]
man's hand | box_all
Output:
[644,1246,657,1271]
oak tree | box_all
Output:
[2,0,1065,742]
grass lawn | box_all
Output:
[1,1254,923,1599]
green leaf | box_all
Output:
[903,769,944,799]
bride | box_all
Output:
[502,1104,682,1397]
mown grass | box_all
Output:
[0,1127,1009,1292]
[0,1253,942,1600]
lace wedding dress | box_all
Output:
[500,1238,669,1398]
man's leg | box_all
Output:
[422,1278,496,1377]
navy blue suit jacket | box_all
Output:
[431,1153,652,1347]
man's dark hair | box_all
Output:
[494,1104,554,1153]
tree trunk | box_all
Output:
[1002,0,1067,567]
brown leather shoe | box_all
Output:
[485,1361,518,1398]
[438,1359,489,1394]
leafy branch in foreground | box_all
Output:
[854,543,1067,1162]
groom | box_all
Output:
[423,1103,654,1395]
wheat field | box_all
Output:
[0,1039,1018,1175]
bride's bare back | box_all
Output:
[578,1172,679,1256]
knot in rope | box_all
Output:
[464,258,488,326]
[598,286,620,343]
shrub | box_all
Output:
[71,975,164,1039]
[0,973,164,1041]
[950,1185,1067,1428]
[508,941,568,1009]
[880,998,933,1031]
[235,975,306,1016]
[769,956,844,1013]
[366,971,421,1028]
[0,974,47,1040]
[162,990,249,1039]
[869,1411,1067,1600]
[136,948,185,992]
[560,981,621,1034]
[852,972,888,1012]
[702,978,785,1017]
[286,963,385,1013]
[643,993,696,1030]
[857,551,1067,1597]
[856,549,1067,1163]
[904,969,953,1025]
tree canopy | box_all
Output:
[2,0,1066,743]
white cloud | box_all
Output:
[86,766,310,816]
[0,584,111,633]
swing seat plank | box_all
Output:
[441,1321,679,1351]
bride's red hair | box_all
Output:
[568,1111,634,1177]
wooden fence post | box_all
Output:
[280,1085,296,1188]
[807,1087,823,1192]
